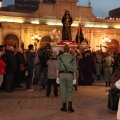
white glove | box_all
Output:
[73,79,76,85]
[25,70,28,76]
[56,78,60,84]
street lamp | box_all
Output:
[31,33,41,48]
[102,36,111,43]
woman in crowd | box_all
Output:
[114,68,120,120]
[0,45,6,88]
[46,51,58,97]
[15,48,26,88]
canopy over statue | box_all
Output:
[62,11,73,41]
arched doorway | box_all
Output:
[3,34,19,47]
[40,36,52,48]
[106,39,119,53]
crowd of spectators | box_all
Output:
[0,43,120,93]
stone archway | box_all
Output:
[40,36,52,48]
[106,39,119,53]
[3,34,19,47]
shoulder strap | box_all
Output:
[70,58,74,64]
[59,57,74,71]
[59,57,67,71]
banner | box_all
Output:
[75,23,84,45]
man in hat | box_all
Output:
[56,44,77,112]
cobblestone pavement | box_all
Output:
[0,79,117,120]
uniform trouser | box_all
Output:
[104,67,112,82]
[0,75,3,87]
[96,63,102,76]
[59,73,73,103]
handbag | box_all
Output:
[108,89,119,111]
[20,64,26,71]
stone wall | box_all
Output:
[0,22,120,52]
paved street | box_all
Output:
[0,79,117,120]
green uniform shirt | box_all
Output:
[56,53,77,73]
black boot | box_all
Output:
[68,101,74,112]
[75,85,78,91]
[61,103,67,112]
[105,82,108,87]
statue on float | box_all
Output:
[62,11,73,41]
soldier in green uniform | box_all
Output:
[56,44,77,112]
[95,50,102,80]
[103,52,114,87]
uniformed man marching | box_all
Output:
[103,51,114,87]
[56,44,77,112]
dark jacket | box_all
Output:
[6,50,17,73]
[26,51,35,69]
[39,51,49,68]
[15,52,25,71]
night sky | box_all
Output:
[2,0,120,17]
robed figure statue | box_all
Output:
[62,11,73,41]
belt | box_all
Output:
[59,71,73,74]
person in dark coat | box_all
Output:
[15,48,26,88]
[39,46,50,90]
[82,50,94,85]
[5,45,17,92]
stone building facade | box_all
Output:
[0,0,120,52]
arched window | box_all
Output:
[3,34,19,47]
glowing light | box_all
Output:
[46,21,62,26]
[0,2,2,8]
[85,24,108,28]
[31,33,41,47]
[102,36,111,43]
[0,18,23,23]
[114,25,120,29]
[31,21,39,24]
